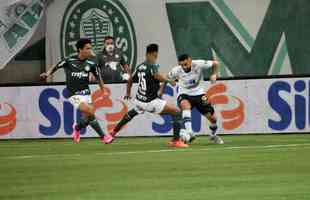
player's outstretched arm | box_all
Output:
[40,59,68,80]
[40,65,59,80]
[154,72,176,86]
[210,60,220,83]
[98,78,105,91]
[93,66,105,91]
[158,82,166,98]
[124,75,133,100]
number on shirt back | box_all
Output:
[138,72,147,94]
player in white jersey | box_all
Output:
[167,54,224,144]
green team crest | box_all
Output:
[60,0,137,67]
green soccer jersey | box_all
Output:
[55,56,101,97]
[132,61,160,102]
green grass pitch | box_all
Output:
[0,134,310,200]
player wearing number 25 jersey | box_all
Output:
[109,44,189,148]
[132,62,163,112]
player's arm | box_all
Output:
[124,68,136,100]
[40,60,66,79]
[159,67,179,97]
[158,82,166,98]
[154,73,176,87]
[162,67,178,88]
[158,80,175,97]
[97,73,105,91]
[124,75,133,100]
[98,79,105,91]
[209,60,220,83]
[150,63,176,86]
[119,56,131,81]
[92,65,105,91]
[195,59,220,83]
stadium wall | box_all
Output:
[46,0,310,82]
[0,76,309,139]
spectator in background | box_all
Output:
[96,36,130,83]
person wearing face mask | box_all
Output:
[166,54,224,145]
[96,36,130,82]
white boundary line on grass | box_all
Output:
[3,143,310,160]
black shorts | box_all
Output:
[177,94,215,115]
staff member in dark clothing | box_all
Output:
[96,36,130,82]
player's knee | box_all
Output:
[206,112,217,123]
[210,117,217,123]
[87,114,96,122]
[84,107,95,117]
[209,124,218,131]
[126,109,138,121]
[86,107,95,116]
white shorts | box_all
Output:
[134,98,167,114]
[69,95,92,109]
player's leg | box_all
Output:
[110,98,145,137]
[79,102,114,144]
[205,112,223,144]
[197,95,224,144]
[70,95,113,144]
[170,111,183,141]
[109,98,187,147]
[160,101,182,140]
[110,109,139,137]
[69,95,90,143]
[205,111,218,135]
[156,100,188,148]
[177,95,194,136]
[75,102,94,131]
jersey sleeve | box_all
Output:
[167,67,179,80]
[192,59,214,69]
[55,59,68,70]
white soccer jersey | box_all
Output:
[168,60,214,96]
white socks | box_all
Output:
[182,110,193,133]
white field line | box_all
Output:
[2,143,310,160]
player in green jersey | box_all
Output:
[40,38,113,144]
[109,44,188,148]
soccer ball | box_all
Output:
[179,129,191,143]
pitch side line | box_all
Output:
[2,143,310,160]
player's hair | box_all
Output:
[75,38,92,52]
[146,43,159,54]
[178,54,190,62]
[104,36,114,42]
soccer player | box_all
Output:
[167,54,224,144]
[109,43,188,148]
[40,38,114,144]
